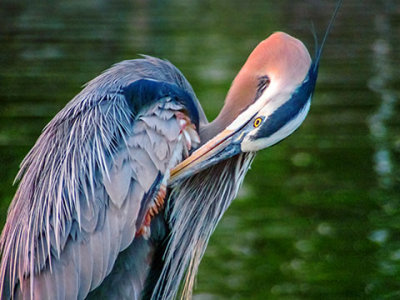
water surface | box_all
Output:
[1,0,400,299]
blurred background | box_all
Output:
[0,0,399,299]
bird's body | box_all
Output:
[0,57,210,299]
[0,4,341,297]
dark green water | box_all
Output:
[1,0,399,299]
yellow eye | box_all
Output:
[253,117,262,128]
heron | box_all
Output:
[0,3,341,299]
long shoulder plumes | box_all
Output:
[0,57,202,299]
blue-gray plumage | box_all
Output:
[0,3,340,298]
[0,57,206,299]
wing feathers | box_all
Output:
[89,230,104,289]
[0,57,202,299]
[75,238,93,299]
[103,155,132,208]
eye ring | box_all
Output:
[253,117,262,128]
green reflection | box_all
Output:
[0,0,400,299]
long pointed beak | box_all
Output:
[168,128,243,185]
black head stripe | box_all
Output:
[253,65,318,139]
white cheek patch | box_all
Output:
[226,80,282,131]
[241,98,311,152]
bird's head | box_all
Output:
[221,31,315,152]
[169,0,341,184]
[169,31,319,184]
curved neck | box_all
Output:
[200,73,256,143]
[198,102,238,143]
